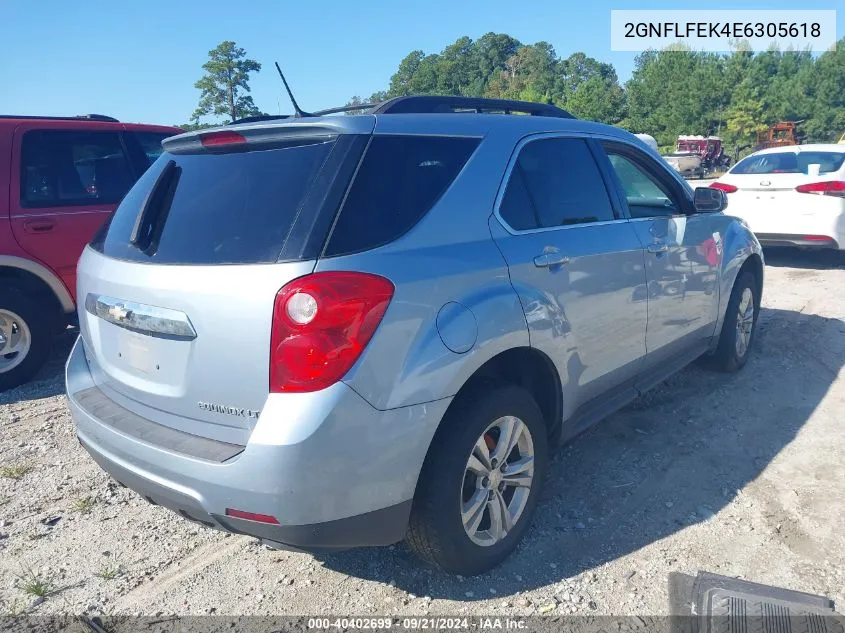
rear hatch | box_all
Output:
[719,149,845,235]
[76,117,374,445]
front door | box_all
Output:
[490,135,648,421]
[598,142,721,371]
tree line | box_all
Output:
[184,36,845,150]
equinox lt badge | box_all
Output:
[198,401,261,419]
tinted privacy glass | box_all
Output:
[131,132,175,167]
[605,152,680,218]
[499,138,614,231]
[21,130,133,207]
[91,140,335,264]
[732,151,845,175]
[324,135,479,257]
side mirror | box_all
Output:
[693,187,728,213]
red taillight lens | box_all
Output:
[200,131,247,147]
[795,181,845,197]
[270,272,394,393]
[802,235,832,241]
[225,508,280,524]
[710,182,738,193]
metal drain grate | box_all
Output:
[669,571,844,633]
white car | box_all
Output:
[710,144,845,250]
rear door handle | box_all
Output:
[647,242,669,254]
[23,220,55,233]
[534,252,571,267]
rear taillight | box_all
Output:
[710,182,738,193]
[200,131,247,147]
[795,181,845,197]
[270,272,394,393]
[802,235,832,241]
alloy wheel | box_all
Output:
[461,416,535,547]
[735,287,755,358]
[0,309,32,374]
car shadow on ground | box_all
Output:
[763,247,845,270]
[0,327,76,405]
[316,306,844,600]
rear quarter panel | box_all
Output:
[316,131,531,411]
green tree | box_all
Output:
[342,33,845,148]
[724,79,766,146]
[806,38,845,141]
[192,41,262,124]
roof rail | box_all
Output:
[370,96,575,119]
[79,114,119,122]
[0,114,119,122]
[313,104,376,116]
[231,114,292,125]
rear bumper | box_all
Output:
[65,336,450,550]
[756,233,840,250]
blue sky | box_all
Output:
[1,0,840,126]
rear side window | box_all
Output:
[20,130,133,208]
[130,131,176,167]
[732,151,845,175]
[91,140,336,264]
[498,138,614,231]
[324,135,479,256]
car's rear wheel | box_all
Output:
[406,385,548,575]
[709,271,758,372]
[0,288,53,392]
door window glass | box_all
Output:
[605,152,681,218]
[21,130,133,207]
[499,138,615,231]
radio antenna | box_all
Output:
[275,62,311,118]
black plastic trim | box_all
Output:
[73,386,244,462]
[213,501,412,551]
[755,234,839,249]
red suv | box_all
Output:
[0,115,181,390]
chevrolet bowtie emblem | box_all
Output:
[107,305,130,321]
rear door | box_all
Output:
[10,125,136,299]
[76,120,373,445]
[490,134,648,419]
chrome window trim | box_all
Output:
[492,132,630,237]
[85,294,197,340]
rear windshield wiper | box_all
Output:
[130,160,181,253]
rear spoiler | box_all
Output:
[162,117,376,154]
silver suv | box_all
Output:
[65,96,763,575]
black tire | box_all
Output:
[406,384,549,575]
[0,286,54,392]
[709,271,758,372]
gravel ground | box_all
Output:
[1,249,844,618]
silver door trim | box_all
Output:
[85,294,197,340]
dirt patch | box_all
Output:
[2,254,844,617]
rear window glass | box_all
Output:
[732,151,845,175]
[91,140,335,264]
[324,135,479,257]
